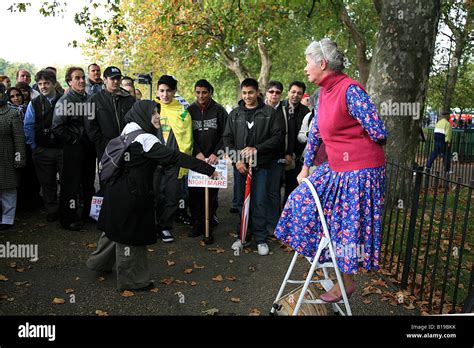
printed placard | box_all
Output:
[188,160,227,188]
[89,196,103,221]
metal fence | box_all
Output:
[416,128,474,186]
[381,161,473,313]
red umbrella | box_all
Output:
[239,163,252,244]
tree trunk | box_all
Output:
[219,48,251,83]
[442,6,472,114]
[366,0,441,167]
[257,36,272,92]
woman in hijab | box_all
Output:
[87,100,217,292]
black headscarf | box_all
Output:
[124,100,160,134]
[0,84,8,106]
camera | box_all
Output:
[134,73,152,85]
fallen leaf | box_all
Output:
[75,277,80,281]
[249,308,261,316]
[52,297,66,304]
[193,262,204,269]
[184,268,193,274]
[362,299,372,305]
[121,290,135,298]
[224,287,233,292]
[36,223,47,228]
[248,266,256,272]
[175,279,188,284]
[86,243,97,249]
[212,275,224,282]
[230,297,240,303]
[226,276,237,281]
[161,277,174,285]
[168,250,176,255]
[201,300,208,306]
[150,288,159,293]
[167,260,176,266]
[207,247,225,253]
[421,311,430,316]
[229,260,234,263]
[14,281,29,286]
[404,302,416,310]
[65,288,75,294]
[98,277,105,282]
[0,275,8,281]
[199,241,206,247]
[371,278,388,288]
[202,308,219,316]
[190,281,198,286]
[147,248,155,252]
[15,267,26,273]
[95,309,109,316]
[7,297,14,302]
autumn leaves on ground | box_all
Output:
[0,186,418,317]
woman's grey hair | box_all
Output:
[305,38,345,72]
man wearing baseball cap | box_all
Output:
[85,66,136,163]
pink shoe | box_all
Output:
[320,282,357,303]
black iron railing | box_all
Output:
[381,161,473,314]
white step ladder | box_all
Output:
[270,178,352,316]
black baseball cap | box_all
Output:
[103,66,123,79]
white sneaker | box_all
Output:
[257,243,269,256]
[231,239,243,251]
[160,230,174,243]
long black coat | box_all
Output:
[99,140,214,246]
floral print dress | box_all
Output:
[275,85,388,274]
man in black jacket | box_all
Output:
[85,66,135,161]
[282,81,310,204]
[187,79,228,244]
[24,69,63,222]
[52,67,96,231]
[224,78,283,256]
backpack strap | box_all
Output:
[122,129,147,148]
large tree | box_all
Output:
[366,0,441,166]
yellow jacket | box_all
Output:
[159,98,193,179]
[434,118,453,143]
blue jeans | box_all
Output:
[427,140,451,173]
[233,165,269,244]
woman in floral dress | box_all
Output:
[275,38,388,302]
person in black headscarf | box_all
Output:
[87,100,217,292]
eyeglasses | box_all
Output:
[267,90,282,95]
[10,94,22,98]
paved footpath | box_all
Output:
[0,173,418,317]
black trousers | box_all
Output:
[17,145,43,211]
[189,187,218,231]
[283,160,303,205]
[59,139,96,226]
[153,165,180,231]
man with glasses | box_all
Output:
[264,81,286,235]
[282,81,310,204]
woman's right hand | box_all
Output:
[297,166,310,184]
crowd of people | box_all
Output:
[1,38,388,299]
